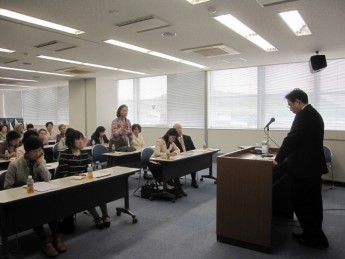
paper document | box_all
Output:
[32,182,62,192]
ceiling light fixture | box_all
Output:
[0,66,74,77]
[0,76,38,82]
[104,39,150,53]
[278,10,312,36]
[0,83,32,88]
[0,47,15,53]
[0,8,84,35]
[37,55,145,75]
[214,14,277,52]
[185,0,210,5]
[104,39,208,69]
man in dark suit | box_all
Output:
[273,89,328,249]
[173,124,198,188]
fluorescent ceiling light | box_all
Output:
[214,14,277,52]
[149,51,182,62]
[0,83,32,88]
[37,55,145,75]
[185,0,210,4]
[0,66,74,77]
[38,55,82,64]
[104,39,208,69]
[0,47,15,53]
[104,39,150,53]
[0,8,84,35]
[118,69,146,75]
[83,63,118,71]
[279,10,312,36]
[0,77,38,82]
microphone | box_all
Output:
[264,117,275,129]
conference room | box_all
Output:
[0,0,345,258]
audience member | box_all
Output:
[14,123,24,140]
[173,123,198,188]
[132,124,145,150]
[4,136,66,257]
[58,129,110,230]
[56,124,66,143]
[38,128,49,145]
[91,126,109,145]
[26,123,35,131]
[148,128,186,198]
[46,122,57,141]
[0,124,8,141]
[110,104,133,147]
[0,130,21,159]
[16,130,43,159]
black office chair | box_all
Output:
[52,142,61,161]
[0,171,7,191]
[323,146,334,189]
[133,147,154,197]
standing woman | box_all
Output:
[58,129,110,230]
[91,126,109,145]
[0,124,8,141]
[149,128,186,197]
[110,104,133,146]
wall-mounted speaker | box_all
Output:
[309,54,327,73]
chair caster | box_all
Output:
[149,196,154,201]
[132,217,138,224]
[116,211,121,216]
[214,181,217,184]
[200,178,203,181]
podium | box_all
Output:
[216,147,292,253]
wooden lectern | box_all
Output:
[217,147,292,253]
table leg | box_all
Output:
[116,177,138,223]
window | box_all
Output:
[167,72,205,128]
[4,86,69,125]
[118,76,167,126]
[317,59,345,130]
[208,67,258,129]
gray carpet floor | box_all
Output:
[5,165,345,259]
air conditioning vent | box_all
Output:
[181,44,240,58]
[35,40,77,52]
[115,15,170,33]
[55,67,95,74]
[256,0,298,7]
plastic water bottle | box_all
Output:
[87,164,93,179]
[112,144,115,152]
[92,140,95,147]
[261,136,268,154]
[27,175,34,194]
[4,150,9,160]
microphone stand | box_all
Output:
[263,126,273,157]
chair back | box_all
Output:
[53,142,60,161]
[92,144,108,162]
[0,171,7,191]
[141,147,154,165]
[323,146,332,163]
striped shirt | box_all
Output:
[57,149,91,178]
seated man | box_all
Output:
[38,128,49,145]
[173,123,199,188]
[0,130,21,159]
[46,122,57,141]
[4,136,66,257]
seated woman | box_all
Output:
[56,124,67,143]
[91,126,109,145]
[5,136,66,258]
[132,124,151,179]
[148,128,186,197]
[132,124,145,150]
[0,124,8,141]
[58,128,110,230]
